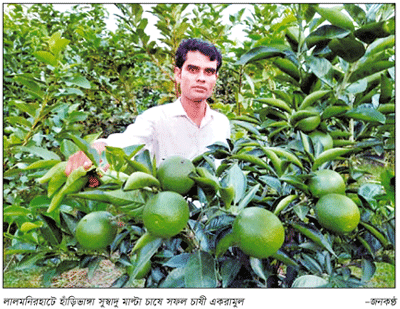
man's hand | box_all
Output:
[65,142,108,176]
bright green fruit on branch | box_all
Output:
[143,191,189,238]
[157,156,195,195]
[75,211,117,250]
[308,169,346,198]
[315,193,360,234]
[232,207,285,259]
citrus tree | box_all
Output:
[4,3,394,288]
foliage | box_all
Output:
[3,3,395,288]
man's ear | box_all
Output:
[174,67,181,82]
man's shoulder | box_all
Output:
[209,107,229,122]
[140,100,179,117]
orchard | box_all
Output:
[3,4,395,288]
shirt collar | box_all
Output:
[171,97,214,121]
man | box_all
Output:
[65,38,231,175]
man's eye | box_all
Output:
[188,66,199,73]
[205,69,216,75]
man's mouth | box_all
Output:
[193,86,207,91]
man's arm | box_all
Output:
[65,141,107,176]
[65,109,157,176]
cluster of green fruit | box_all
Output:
[308,169,360,234]
[75,156,196,251]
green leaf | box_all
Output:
[271,250,300,268]
[345,106,386,124]
[232,120,261,136]
[64,133,100,166]
[60,212,79,235]
[184,251,217,288]
[221,258,242,288]
[23,159,60,170]
[7,116,33,128]
[237,184,260,211]
[87,257,102,280]
[358,183,383,209]
[328,37,365,63]
[12,252,47,271]
[68,111,88,123]
[159,268,186,288]
[3,205,32,222]
[315,5,354,31]
[225,163,247,205]
[350,60,394,83]
[130,238,162,283]
[65,76,91,89]
[292,223,336,257]
[55,260,80,276]
[163,253,191,268]
[300,253,324,274]
[13,75,45,99]
[104,189,146,207]
[40,214,63,246]
[307,56,335,87]
[380,168,395,205]
[361,258,376,283]
[280,175,309,193]
[250,257,267,281]
[29,195,51,209]
[235,44,290,65]
[5,243,38,256]
[57,88,85,96]
[306,25,350,48]
[60,139,80,158]
[49,32,70,56]
[11,100,38,118]
[293,204,310,221]
[18,146,60,160]
[346,79,367,94]
[244,72,255,94]
[33,51,58,67]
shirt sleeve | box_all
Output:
[96,111,155,153]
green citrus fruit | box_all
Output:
[308,169,346,198]
[232,207,285,259]
[143,191,189,238]
[315,193,360,234]
[292,275,328,288]
[75,211,117,250]
[157,156,195,195]
[309,130,333,150]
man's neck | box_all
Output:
[180,97,207,127]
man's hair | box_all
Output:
[175,38,222,72]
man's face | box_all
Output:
[175,51,218,103]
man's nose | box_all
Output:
[196,70,206,81]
